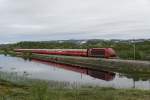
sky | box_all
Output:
[0,0,150,43]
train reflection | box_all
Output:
[32,59,116,81]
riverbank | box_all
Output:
[1,78,150,100]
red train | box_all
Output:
[14,48,117,58]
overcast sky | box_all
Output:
[0,0,150,43]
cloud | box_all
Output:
[0,0,150,43]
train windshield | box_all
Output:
[90,49,105,57]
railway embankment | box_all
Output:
[30,53,150,74]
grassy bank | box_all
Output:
[0,72,150,100]
[0,50,4,54]
[1,80,150,100]
[0,49,17,57]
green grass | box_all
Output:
[0,71,150,100]
[1,82,150,100]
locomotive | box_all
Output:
[14,48,117,58]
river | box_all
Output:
[0,54,150,90]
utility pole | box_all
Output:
[133,42,136,60]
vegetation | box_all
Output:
[0,72,150,100]
[1,39,149,60]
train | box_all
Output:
[14,48,117,58]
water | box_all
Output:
[0,54,150,90]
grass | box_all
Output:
[1,82,150,100]
[0,71,150,100]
